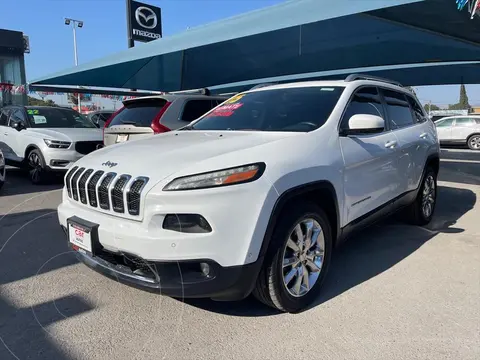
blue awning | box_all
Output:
[31,0,480,91]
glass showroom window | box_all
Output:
[0,55,23,106]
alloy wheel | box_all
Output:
[28,152,42,182]
[469,136,480,150]
[281,218,325,297]
[422,174,435,218]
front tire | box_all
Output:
[27,149,47,185]
[405,167,437,226]
[253,202,332,313]
[467,134,480,151]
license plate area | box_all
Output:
[67,216,101,255]
[116,134,129,143]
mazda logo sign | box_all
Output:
[135,6,157,29]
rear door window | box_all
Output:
[108,99,167,127]
[180,100,218,122]
[382,89,415,130]
[406,96,427,123]
[454,118,475,126]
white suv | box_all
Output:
[58,75,440,313]
[0,106,102,184]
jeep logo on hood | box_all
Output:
[102,161,118,168]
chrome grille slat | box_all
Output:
[126,177,149,216]
[66,167,147,217]
[111,175,131,213]
[78,169,94,204]
[65,166,78,198]
[71,167,85,201]
[98,172,116,210]
[87,170,104,207]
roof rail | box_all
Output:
[344,74,403,87]
[167,88,211,96]
[250,83,277,90]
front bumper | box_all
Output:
[61,224,262,300]
[43,148,87,171]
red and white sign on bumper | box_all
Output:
[69,224,92,252]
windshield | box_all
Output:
[26,107,96,128]
[108,99,167,127]
[190,87,344,132]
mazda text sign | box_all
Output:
[130,0,162,42]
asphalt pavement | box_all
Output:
[0,148,479,360]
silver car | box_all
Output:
[434,115,480,150]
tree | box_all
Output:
[459,83,470,109]
[448,83,471,111]
[27,96,58,107]
[424,103,440,112]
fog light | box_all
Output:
[163,214,212,233]
[200,262,210,277]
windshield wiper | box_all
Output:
[121,121,137,125]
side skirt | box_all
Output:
[337,189,418,245]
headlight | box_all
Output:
[44,139,71,149]
[163,163,265,191]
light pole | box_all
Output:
[64,18,83,113]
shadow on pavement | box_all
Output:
[186,185,476,316]
[0,208,92,360]
[1,168,64,197]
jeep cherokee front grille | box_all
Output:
[65,167,149,217]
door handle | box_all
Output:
[384,140,397,149]
[420,133,428,139]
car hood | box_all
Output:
[25,128,103,142]
[75,130,299,181]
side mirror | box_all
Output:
[341,114,385,136]
[13,121,26,131]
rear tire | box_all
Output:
[405,167,437,226]
[253,202,332,313]
[467,134,480,151]
[27,149,47,185]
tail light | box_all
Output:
[151,102,172,134]
[103,107,124,142]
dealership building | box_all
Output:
[0,28,28,106]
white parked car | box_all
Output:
[0,106,103,184]
[103,93,228,147]
[434,115,480,150]
[0,149,5,191]
[58,75,440,312]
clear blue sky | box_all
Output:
[1,0,479,107]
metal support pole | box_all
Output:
[72,24,81,112]
[126,0,134,48]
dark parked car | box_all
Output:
[86,110,115,128]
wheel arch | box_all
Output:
[24,144,41,160]
[258,180,341,259]
[467,132,480,144]
[425,153,440,177]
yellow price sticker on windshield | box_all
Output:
[225,94,245,104]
